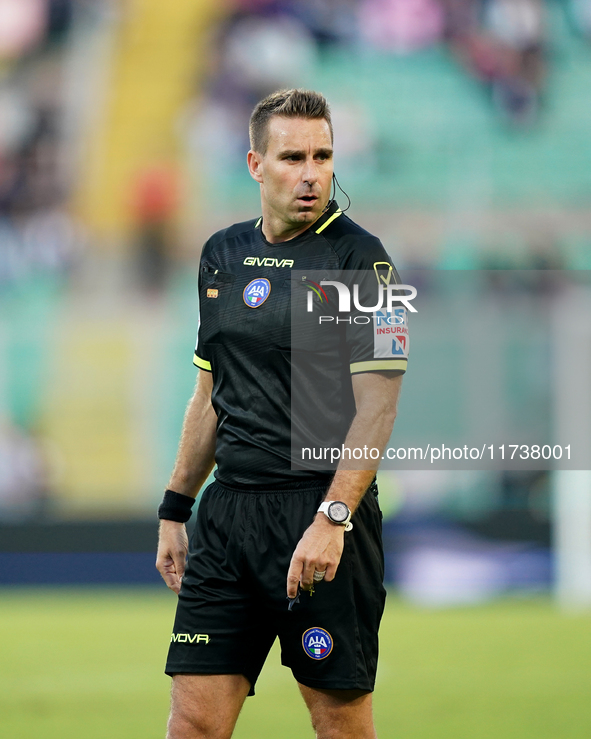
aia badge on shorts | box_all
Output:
[302,627,333,660]
[243,278,271,308]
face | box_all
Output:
[248,116,334,239]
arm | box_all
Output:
[286,372,403,597]
[156,369,216,593]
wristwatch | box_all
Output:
[317,501,353,531]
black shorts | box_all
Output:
[165,480,386,695]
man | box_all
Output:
[156,89,408,739]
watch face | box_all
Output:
[328,501,349,523]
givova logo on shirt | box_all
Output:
[302,627,333,660]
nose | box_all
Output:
[302,157,318,186]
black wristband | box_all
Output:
[157,490,196,523]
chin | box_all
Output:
[298,207,320,221]
[290,211,312,224]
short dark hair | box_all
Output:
[249,88,333,154]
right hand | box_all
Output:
[156,520,189,594]
[286,514,345,598]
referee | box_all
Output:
[156,89,407,739]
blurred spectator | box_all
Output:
[231,0,360,48]
[46,0,73,45]
[443,0,480,38]
[359,0,446,54]
[0,0,47,60]
[0,416,48,520]
[223,14,317,97]
[130,162,180,294]
[0,84,36,156]
[484,0,546,123]
[445,0,547,125]
[214,11,318,102]
[285,0,360,48]
[0,0,80,285]
[0,207,79,284]
[0,0,73,59]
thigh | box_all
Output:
[165,484,276,694]
[168,674,250,739]
[277,485,386,692]
[298,683,377,739]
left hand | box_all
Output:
[286,516,345,598]
[156,520,189,594]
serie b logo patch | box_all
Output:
[302,627,333,660]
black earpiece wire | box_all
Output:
[332,173,351,213]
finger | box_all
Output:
[166,574,182,594]
[161,567,181,593]
[314,560,329,575]
[155,553,169,579]
[313,562,328,581]
[157,555,182,593]
[287,556,303,598]
[300,559,317,591]
[323,561,339,582]
[173,550,187,580]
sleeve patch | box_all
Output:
[373,308,409,359]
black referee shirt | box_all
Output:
[194,201,408,489]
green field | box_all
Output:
[1,589,590,738]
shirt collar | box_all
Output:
[256,200,341,245]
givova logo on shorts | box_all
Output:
[170,633,210,644]
[302,627,333,660]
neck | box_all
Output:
[261,219,313,244]
[260,201,332,244]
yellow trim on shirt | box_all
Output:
[255,217,262,228]
[315,209,342,234]
[350,359,407,374]
[193,355,212,371]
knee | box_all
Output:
[307,691,376,739]
[311,713,372,739]
[167,673,248,739]
[313,725,377,739]
[311,724,340,739]
[166,706,219,739]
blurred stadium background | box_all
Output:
[1,0,591,737]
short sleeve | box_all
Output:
[340,235,409,375]
[193,260,212,372]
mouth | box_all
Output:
[297,195,319,206]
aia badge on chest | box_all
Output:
[243,277,271,308]
[302,627,333,660]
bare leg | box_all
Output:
[167,674,251,739]
[298,683,377,739]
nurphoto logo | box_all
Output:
[305,280,417,318]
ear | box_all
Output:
[247,150,264,184]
